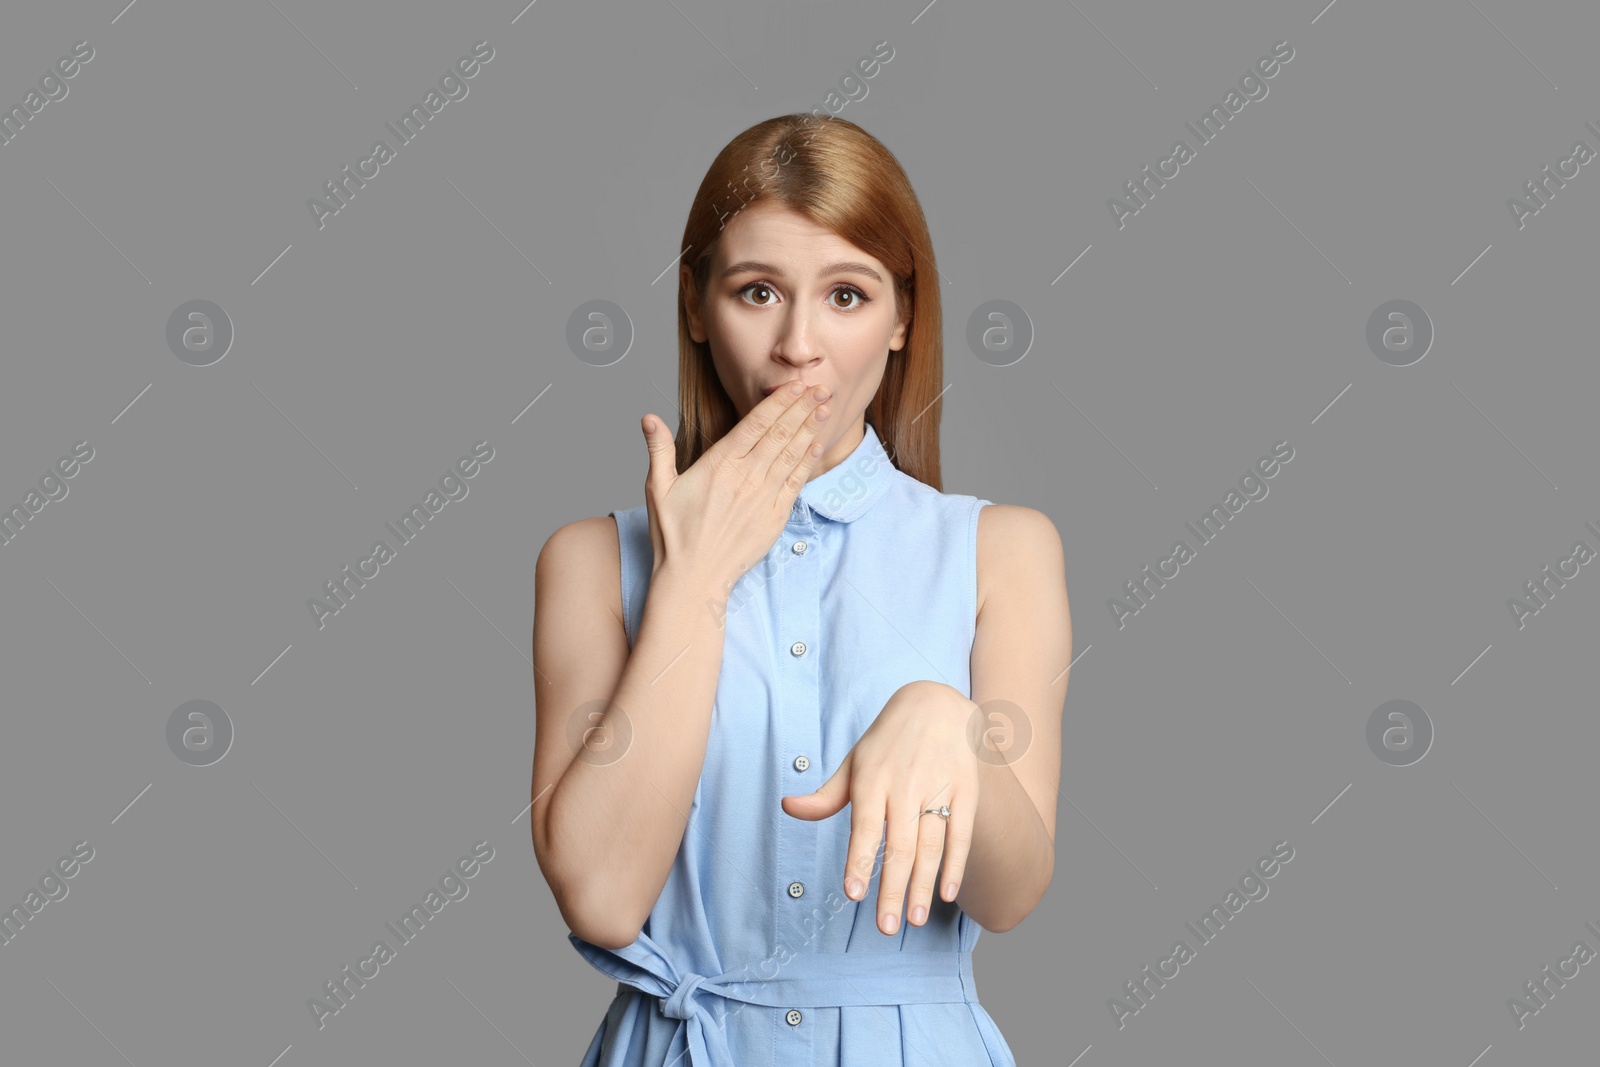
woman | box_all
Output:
[531,113,1070,1066]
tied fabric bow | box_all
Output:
[655,968,741,1066]
[569,934,746,1067]
[661,970,711,1021]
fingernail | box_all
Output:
[944,881,957,900]
[846,878,864,899]
[789,381,806,395]
[910,905,926,925]
[882,913,899,935]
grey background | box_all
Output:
[1,0,1596,1064]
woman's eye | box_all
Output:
[830,285,869,310]
[739,282,776,306]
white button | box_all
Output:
[792,540,808,555]
[786,1009,803,1026]
[787,881,805,898]
[790,641,807,657]
[793,754,810,772]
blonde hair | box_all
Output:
[674,114,944,489]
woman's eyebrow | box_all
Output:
[720,260,884,283]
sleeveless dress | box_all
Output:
[570,422,1016,1067]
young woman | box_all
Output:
[532,113,1070,1066]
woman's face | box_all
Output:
[682,201,909,449]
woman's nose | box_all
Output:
[774,307,820,362]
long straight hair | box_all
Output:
[674,114,944,490]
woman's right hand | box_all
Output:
[639,379,833,595]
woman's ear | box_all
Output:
[889,297,911,352]
[680,264,708,343]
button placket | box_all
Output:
[777,505,820,1059]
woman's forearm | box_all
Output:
[540,563,729,949]
[953,728,1055,932]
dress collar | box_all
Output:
[795,422,896,522]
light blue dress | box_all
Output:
[571,422,1016,1067]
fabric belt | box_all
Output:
[570,932,979,1067]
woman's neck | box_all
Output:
[808,419,865,483]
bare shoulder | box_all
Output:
[976,504,1065,620]
[537,514,624,626]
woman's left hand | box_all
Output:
[780,680,978,935]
